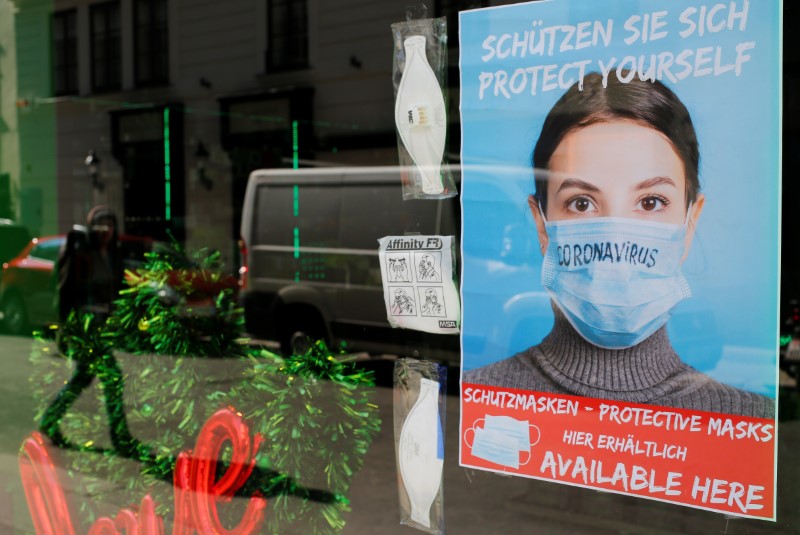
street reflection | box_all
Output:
[27,336,380,533]
[20,242,381,533]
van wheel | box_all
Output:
[279,310,326,356]
[2,293,29,336]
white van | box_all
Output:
[238,166,461,359]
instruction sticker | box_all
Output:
[379,236,460,334]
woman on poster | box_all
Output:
[465,73,774,419]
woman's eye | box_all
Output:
[566,196,597,213]
[637,195,669,212]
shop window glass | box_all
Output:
[52,10,78,96]
[4,1,796,534]
[91,1,121,92]
[437,0,488,48]
[134,0,168,86]
[267,0,309,71]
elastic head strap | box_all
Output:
[538,199,548,224]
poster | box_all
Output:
[458,0,780,520]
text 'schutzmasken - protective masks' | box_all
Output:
[394,35,446,195]
[541,217,691,349]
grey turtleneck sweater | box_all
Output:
[463,313,775,419]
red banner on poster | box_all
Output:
[460,384,775,520]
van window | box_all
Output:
[340,182,438,250]
[256,182,344,248]
[255,184,294,246]
[295,184,341,248]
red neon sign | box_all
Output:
[19,408,267,534]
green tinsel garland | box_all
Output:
[30,244,382,533]
[109,246,249,357]
[224,341,382,534]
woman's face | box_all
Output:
[546,120,687,222]
[529,120,705,258]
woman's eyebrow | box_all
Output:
[555,177,600,193]
[635,176,677,190]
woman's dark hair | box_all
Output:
[533,72,700,214]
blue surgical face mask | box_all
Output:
[541,215,692,349]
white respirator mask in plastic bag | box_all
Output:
[398,377,444,528]
[394,35,446,195]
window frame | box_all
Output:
[90,1,122,93]
[133,0,169,87]
[52,9,79,96]
[266,0,309,73]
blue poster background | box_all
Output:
[459,0,781,396]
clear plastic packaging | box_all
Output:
[391,12,457,200]
[394,358,447,534]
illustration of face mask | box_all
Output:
[541,217,691,349]
[468,415,539,468]
[471,427,522,469]
[398,378,444,528]
[395,35,446,195]
[484,415,531,451]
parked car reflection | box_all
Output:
[1,236,65,334]
[0,219,32,265]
